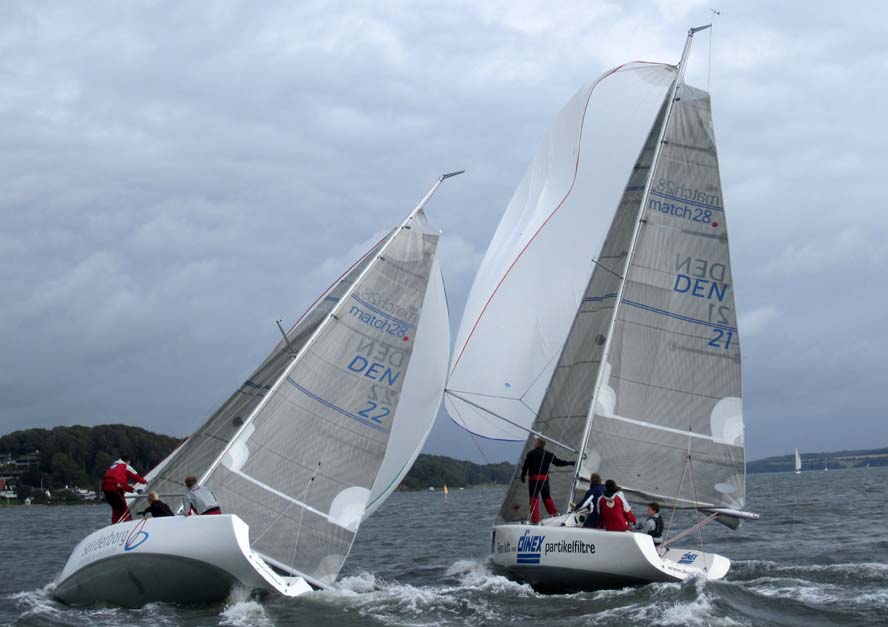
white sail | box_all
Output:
[445,63,676,441]
[130,175,459,590]
[795,448,802,473]
[365,255,449,517]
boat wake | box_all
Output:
[309,561,749,627]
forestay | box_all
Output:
[445,63,676,441]
[580,82,745,512]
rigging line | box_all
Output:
[707,20,713,93]
[687,436,708,570]
[660,513,718,548]
[445,390,578,454]
[449,399,492,466]
[589,255,624,279]
[661,447,691,551]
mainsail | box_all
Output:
[138,174,458,587]
[795,448,802,473]
[448,36,747,524]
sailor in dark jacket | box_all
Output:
[577,473,606,528]
[520,437,575,523]
[138,491,175,518]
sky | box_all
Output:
[1,1,886,464]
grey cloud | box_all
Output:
[2,1,886,464]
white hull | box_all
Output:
[491,522,730,591]
[52,515,312,606]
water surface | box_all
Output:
[2,467,885,626]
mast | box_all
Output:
[568,26,710,508]
[197,171,465,488]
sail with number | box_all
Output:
[135,176,457,588]
[447,56,748,523]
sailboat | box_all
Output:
[795,448,802,475]
[52,172,462,606]
[445,27,757,590]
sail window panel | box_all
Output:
[586,414,744,509]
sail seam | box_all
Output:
[285,377,391,433]
[622,299,737,332]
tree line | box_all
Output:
[0,426,515,500]
[0,424,183,494]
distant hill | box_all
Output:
[399,454,514,490]
[747,447,888,474]
[0,424,183,493]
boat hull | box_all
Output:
[491,523,729,592]
[52,515,312,606]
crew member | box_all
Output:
[182,475,222,515]
[635,502,664,544]
[577,473,606,528]
[137,491,174,518]
[596,479,637,531]
[520,437,575,524]
[101,455,148,524]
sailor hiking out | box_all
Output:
[101,456,147,524]
[520,437,575,524]
[182,475,222,515]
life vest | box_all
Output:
[649,514,664,538]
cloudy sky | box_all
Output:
[1,1,886,464]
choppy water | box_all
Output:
[2,467,886,626]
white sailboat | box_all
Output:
[795,448,802,475]
[445,27,757,590]
[52,172,462,606]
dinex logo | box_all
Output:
[516,530,545,565]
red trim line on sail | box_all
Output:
[449,62,670,378]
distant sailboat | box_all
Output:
[794,448,801,475]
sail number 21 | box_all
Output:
[708,328,734,350]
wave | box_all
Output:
[220,586,273,627]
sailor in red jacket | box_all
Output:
[596,479,637,531]
[520,437,575,524]
[101,456,148,524]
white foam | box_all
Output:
[220,586,273,627]
[445,559,536,596]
